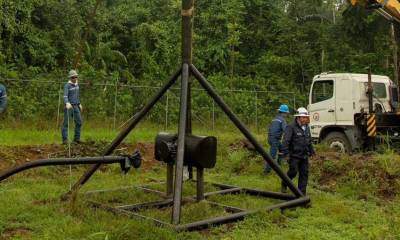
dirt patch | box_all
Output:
[310,151,400,200]
[0,141,158,172]
[0,227,31,240]
[229,139,256,152]
[0,144,64,169]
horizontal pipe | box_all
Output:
[89,200,172,227]
[242,189,296,200]
[203,188,242,197]
[0,156,127,182]
[86,185,309,231]
[118,199,174,211]
[175,197,310,231]
[211,182,296,200]
[202,200,246,213]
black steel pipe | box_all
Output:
[202,188,242,198]
[182,0,193,65]
[243,188,296,201]
[0,156,128,182]
[172,63,190,224]
[166,163,174,197]
[89,200,172,228]
[64,68,181,198]
[196,167,204,201]
[174,196,310,231]
[210,182,296,200]
[183,0,194,180]
[367,67,374,114]
[118,199,174,211]
[191,64,304,198]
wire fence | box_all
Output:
[0,77,297,134]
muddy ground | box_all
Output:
[1,140,399,200]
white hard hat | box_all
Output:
[68,70,78,78]
[294,107,310,117]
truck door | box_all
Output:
[308,79,336,137]
[335,77,353,124]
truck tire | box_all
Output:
[323,132,351,153]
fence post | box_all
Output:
[113,77,119,130]
[56,81,62,129]
[212,100,215,132]
[255,92,258,133]
[165,91,169,131]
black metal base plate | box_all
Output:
[83,182,310,231]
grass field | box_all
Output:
[0,125,399,239]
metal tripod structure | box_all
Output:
[65,0,310,231]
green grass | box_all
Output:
[0,127,399,239]
[0,121,262,146]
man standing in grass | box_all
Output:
[61,70,83,144]
[280,107,315,195]
[263,104,290,175]
[0,83,7,114]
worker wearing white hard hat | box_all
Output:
[280,107,315,196]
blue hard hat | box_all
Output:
[278,104,290,113]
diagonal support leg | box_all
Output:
[190,64,304,198]
[171,64,190,225]
[63,68,182,199]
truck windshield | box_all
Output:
[312,80,334,103]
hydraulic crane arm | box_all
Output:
[350,0,400,22]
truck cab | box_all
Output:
[308,72,399,152]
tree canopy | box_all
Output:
[0,0,397,121]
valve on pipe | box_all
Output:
[0,150,142,182]
[154,132,217,169]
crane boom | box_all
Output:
[350,0,400,22]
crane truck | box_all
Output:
[308,71,399,152]
[309,1,400,152]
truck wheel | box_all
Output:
[323,132,351,153]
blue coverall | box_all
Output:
[61,82,82,143]
[265,114,287,173]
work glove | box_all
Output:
[79,104,83,112]
[66,103,72,109]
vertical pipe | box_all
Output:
[196,167,204,201]
[182,0,194,181]
[191,65,304,198]
[367,67,376,150]
[367,67,373,114]
[166,163,174,197]
[172,64,190,225]
[182,0,193,65]
[391,22,399,109]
